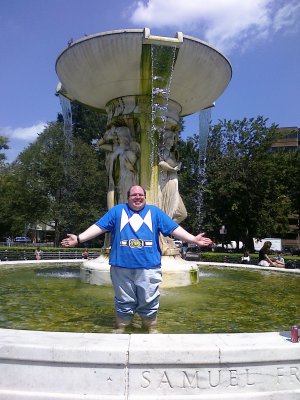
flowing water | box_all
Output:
[59,94,74,192]
[0,264,299,334]
[197,107,212,230]
[59,94,73,140]
[149,44,177,169]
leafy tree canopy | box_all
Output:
[203,116,293,250]
[0,135,9,165]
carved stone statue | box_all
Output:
[98,126,140,208]
[158,129,187,255]
[158,130,187,223]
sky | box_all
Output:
[1,0,299,163]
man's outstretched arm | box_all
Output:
[61,224,107,247]
[172,226,212,247]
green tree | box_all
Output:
[0,168,19,237]
[0,136,9,165]
[203,117,292,250]
[177,135,203,233]
[5,122,107,245]
[279,134,300,243]
[0,100,108,243]
[0,136,10,237]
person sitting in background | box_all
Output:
[35,248,43,260]
[241,251,250,264]
[258,241,285,268]
[276,251,285,267]
[82,248,89,259]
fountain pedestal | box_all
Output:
[81,254,198,288]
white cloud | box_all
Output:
[130,0,300,52]
[1,122,47,163]
[0,122,46,141]
[273,2,300,32]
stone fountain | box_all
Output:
[56,28,231,286]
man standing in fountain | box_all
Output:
[61,185,212,333]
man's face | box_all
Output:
[128,186,146,211]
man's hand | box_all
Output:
[61,234,78,248]
[60,224,105,248]
[172,226,213,247]
[194,233,213,247]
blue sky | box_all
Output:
[1,0,299,162]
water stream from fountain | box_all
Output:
[149,44,177,170]
[59,94,74,184]
[197,107,212,230]
[59,94,73,140]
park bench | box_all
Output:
[40,251,101,260]
[0,250,35,261]
[0,250,101,262]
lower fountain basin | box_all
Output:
[0,260,299,399]
[1,260,299,333]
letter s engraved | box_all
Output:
[141,371,151,388]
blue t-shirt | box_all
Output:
[95,203,178,269]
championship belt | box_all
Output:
[120,239,153,248]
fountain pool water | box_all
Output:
[1,261,300,399]
[1,263,299,334]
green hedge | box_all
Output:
[200,252,300,263]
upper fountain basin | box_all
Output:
[55,28,232,116]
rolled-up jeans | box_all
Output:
[110,266,162,321]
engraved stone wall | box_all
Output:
[0,329,299,399]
